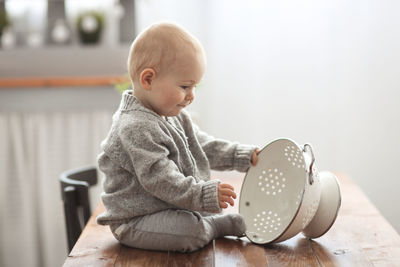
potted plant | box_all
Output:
[76,11,104,44]
[0,9,10,40]
[112,74,131,94]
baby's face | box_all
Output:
[148,50,205,117]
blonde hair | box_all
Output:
[127,22,205,84]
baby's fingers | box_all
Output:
[251,148,261,166]
[219,188,237,199]
[219,201,229,209]
[221,195,235,207]
[219,183,234,191]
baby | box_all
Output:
[96,22,259,252]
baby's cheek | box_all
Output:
[163,94,178,104]
[173,92,186,103]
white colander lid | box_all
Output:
[239,138,314,244]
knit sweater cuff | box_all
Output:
[234,144,257,172]
[202,179,222,213]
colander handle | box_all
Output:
[303,143,315,185]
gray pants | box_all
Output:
[109,209,221,252]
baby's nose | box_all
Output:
[185,89,195,101]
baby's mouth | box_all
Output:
[178,100,192,107]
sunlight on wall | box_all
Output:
[6,0,47,32]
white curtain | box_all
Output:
[0,110,112,267]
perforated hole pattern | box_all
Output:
[253,210,282,234]
[257,168,286,196]
[284,145,305,169]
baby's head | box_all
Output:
[127,22,206,117]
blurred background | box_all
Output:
[1,0,399,266]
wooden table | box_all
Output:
[63,172,400,266]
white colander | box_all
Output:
[239,138,321,244]
[302,171,341,239]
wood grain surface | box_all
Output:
[63,172,400,267]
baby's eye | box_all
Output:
[180,86,190,90]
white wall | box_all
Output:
[136,0,400,232]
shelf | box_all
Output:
[0,75,130,88]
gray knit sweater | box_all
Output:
[96,90,256,225]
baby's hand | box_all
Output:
[251,148,261,166]
[218,183,237,209]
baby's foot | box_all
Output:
[213,213,247,237]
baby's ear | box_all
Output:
[140,68,156,90]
